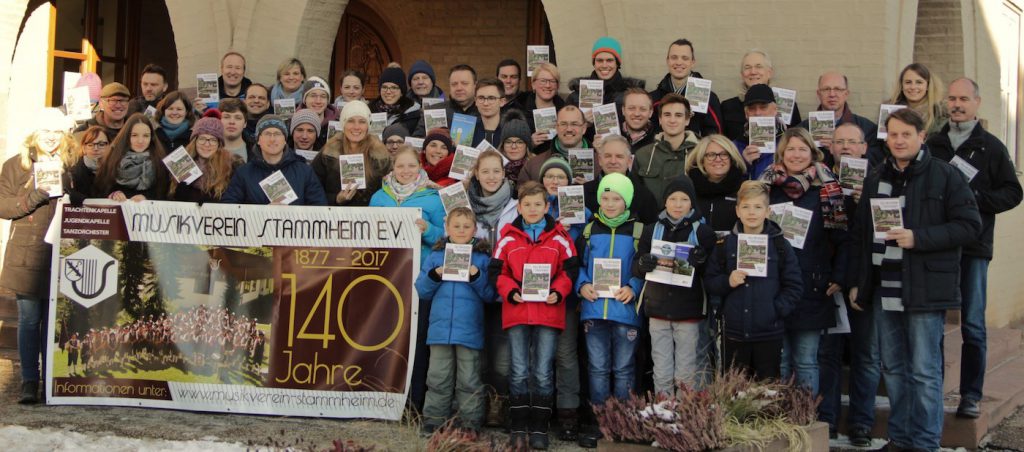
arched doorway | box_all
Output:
[330,0,400,101]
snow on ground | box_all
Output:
[0,425,249,452]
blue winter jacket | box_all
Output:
[221,148,328,205]
[369,185,446,267]
[415,241,497,350]
[704,221,803,341]
[574,218,645,327]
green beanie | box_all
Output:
[597,172,634,208]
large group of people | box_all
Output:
[3,35,1020,452]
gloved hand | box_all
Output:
[638,253,659,273]
[27,189,50,207]
[687,246,708,266]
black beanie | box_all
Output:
[664,175,700,213]
[380,67,408,95]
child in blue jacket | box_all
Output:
[414,207,496,434]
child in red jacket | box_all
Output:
[489,180,579,449]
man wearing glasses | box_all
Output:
[75,82,131,140]
[518,105,590,182]
[412,65,480,137]
[799,71,880,164]
[472,78,507,146]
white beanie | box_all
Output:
[340,100,371,123]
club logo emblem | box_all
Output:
[60,245,118,308]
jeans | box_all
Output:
[781,329,821,394]
[959,256,989,402]
[649,318,700,394]
[555,298,580,410]
[584,319,639,404]
[818,300,881,430]
[876,297,945,450]
[423,345,485,428]
[507,324,559,397]
[18,294,46,382]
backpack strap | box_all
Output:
[653,222,665,242]
[631,222,643,251]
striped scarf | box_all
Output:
[870,151,924,311]
[758,162,847,230]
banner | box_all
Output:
[46,201,421,420]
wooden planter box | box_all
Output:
[596,421,830,452]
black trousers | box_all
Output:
[722,336,782,381]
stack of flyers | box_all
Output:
[748,116,777,153]
[162,146,203,184]
[451,113,477,146]
[64,86,93,121]
[578,80,604,112]
[196,73,220,104]
[533,107,557,139]
[521,263,552,302]
[568,148,595,181]
[557,185,586,224]
[259,170,298,205]
[808,111,836,147]
[273,98,296,116]
[424,109,448,131]
[438,183,471,214]
[405,136,425,150]
[421,97,444,109]
[736,233,769,277]
[295,150,318,162]
[338,154,367,189]
[442,243,473,282]
[33,160,63,197]
[779,204,814,249]
[769,202,792,225]
[592,258,622,298]
[870,198,904,240]
[327,120,341,140]
[684,77,713,114]
[771,88,797,124]
[449,145,480,181]
[526,45,550,77]
[838,157,868,195]
[645,240,695,287]
[592,103,620,137]
[877,104,907,139]
[369,113,387,139]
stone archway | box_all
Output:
[330,0,400,100]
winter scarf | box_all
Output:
[382,169,431,204]
[159,117,190,142]
[758,161,847,230]
[115,151,155,190]
[596,209,630,229]
[468,177,512,227]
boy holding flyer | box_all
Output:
[573,173,644,447]
[490,180,579,450]
[634,176,717,393]
[704,181,802,380]
[415,207,496,435]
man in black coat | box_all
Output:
[582,135,659,224]
[926,77,1023,419]
[648,39,722,137]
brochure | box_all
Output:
[533,107,557,139]
[748,116,777,153]
[196,73,220,104]
[161,146,203,185]
[273,98,296,116]
[327,120,341,140]
[769,202,792,226]
[592,102,620,137]
[876,104,907,139]
[838,156,868,195]
[521,263,552,302]
[557,185,586,224]
[144,105,158,118]
[451,113,477,146]
[438,183,471,214]
[64,86,93,121]
[369,112,387,139]
[424,109,448,131]
[526,45,550,77]
[476,139,498,153]
[442,243,473,282]
[736,233,769,277]
[404,136,425,150]
[780,204,814,249]
[592,258,622,299]
[33,160,64,197]
[448,145,480,181]
[295,150,318,162]
[772,87,797,124]
[568,148,595,182]
[684,77,713,114]
[870,198,904,240]
[338,154,367,189]
[645,239,695,287]
[949,155,979,182]
[421,97,444,109]
[827,292,851,334]
[258,170,298,205]
[808,111,836,147]
[578,79,604,112]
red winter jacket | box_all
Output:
[489,215,579,330]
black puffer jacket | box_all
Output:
[633,211,718,321]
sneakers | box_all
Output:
[18,381,39,404]
[485,395,508,428]
[848,425,872,447]
[956,398,981,419]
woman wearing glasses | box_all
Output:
[368,66,422,135]
[170,114,240,203]
[684,135,747,234]
[522,63,566,154]
[69,125,110,205]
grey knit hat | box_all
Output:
[290,109,322,137]
[501,114,533,153]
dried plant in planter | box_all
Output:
[425,421,515,452]
[595,388,725,451]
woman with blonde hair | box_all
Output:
[270,57,307,105]
[889,63,947,138]
[684,134,746,232]
[312,100,391,206]
[0,108,77,403]
[170,112,239,203]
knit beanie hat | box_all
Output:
[75,73,103,103]
[256,114,288,138]
[379,67,408,95]
[539,156,573,180]
[501,112,533,153]
[408,60,436,86]
[663,175,698,209]
[592,36,623,64]
[301,76,331,103]
[382,123,409,141]
[191,116,225,143]
[340,100,371,123]
[423,128,453,152]
[290,109,322,137]
[597,172,634,208]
